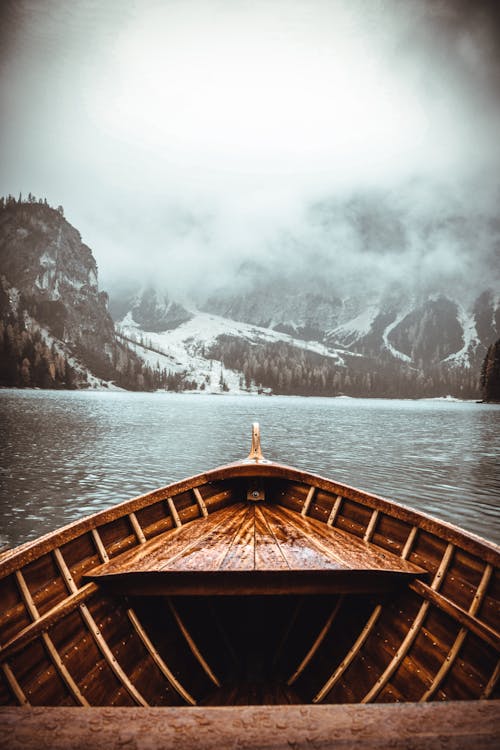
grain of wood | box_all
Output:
[193,488,208,518]
[53,547,149,707]
[301,486,316,517]
[14,570,89,706]
[1,703,500,749]
[419,563,493,701]
[360,543,455,704]
[166,498,182,528]
[128,513,146,544]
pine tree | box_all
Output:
[481,340,500,402]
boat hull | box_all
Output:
[0,461,498,711]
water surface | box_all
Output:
[1,390,499,548]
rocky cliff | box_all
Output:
[0,196,156,389]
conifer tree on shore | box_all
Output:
[481,339,500,402]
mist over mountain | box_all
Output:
[2,1,500,302]
[1,1,499,397]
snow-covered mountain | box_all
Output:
[203,278,498,370]
[114,284,499,397]
[2,191,497,397]
[117,305,356,393]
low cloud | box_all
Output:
[1,0,499,301]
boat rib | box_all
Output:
[167,599,220,687]
[90,526,196,704]
[360,543,455,704]
[287,597,344,685]
[52,547,149,707]
[419,563,493,701]
[14,570,89,706]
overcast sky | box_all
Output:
[1,0,499,299]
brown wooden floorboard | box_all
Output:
[1,702,499,749]
[86,503,425,595]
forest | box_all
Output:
[207,335,481,399]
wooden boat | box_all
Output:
[0,423,499,748]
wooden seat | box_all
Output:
[85,503,426,595]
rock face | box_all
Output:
[117,286,192,333]
[202,276,499,375]
[0,197,154,389]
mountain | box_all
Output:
[2,192,497,397]
[104,183,500,397]
[112,281,498,398]
[0,195,158,390]
[203,270,498,370]
[109,286,192,333]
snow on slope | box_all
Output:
[117,310,354,392]
[327,305,379,345]
[442,304,479,367]
[382,309,413,363]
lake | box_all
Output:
[0,390,499,549]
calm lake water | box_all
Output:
[0,390,499,549]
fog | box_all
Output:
[1,0,499,300]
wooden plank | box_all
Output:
[2,463,499,586]
[125,608,196,704]
[91,529,109,563]
[254,506,290,570]
[217,506,255,571]
[327,495,343,526]
[301,486,316,517]
[265,505,424,574]
[419,563,493,702]
[193,488,208,518]
[363,510,379,543]
[91,569,418,597]
[87,504,424,594]
[287,596,344,685]
[128,513,146,545]
[1,702,500,749]
[0,583,98,661]
[52,547,149,707]
[14,571,38,621]
[89,505,246,577]
[1,663,28,706]
[164,506,252,572]
[167,599,220,686]
[360,544,455,704]
[14,570,89,707]
[313,605,383,702]
[167,498,182,529]
[78,603,149,706]
[0,700,497,746]
[257,507,348,570]
[52,548,78,594]
[40,632,90,706]
[401,526,418,560]
[410,580,500,652]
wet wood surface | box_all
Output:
[86,503,425,595]
[1,702,499,749]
